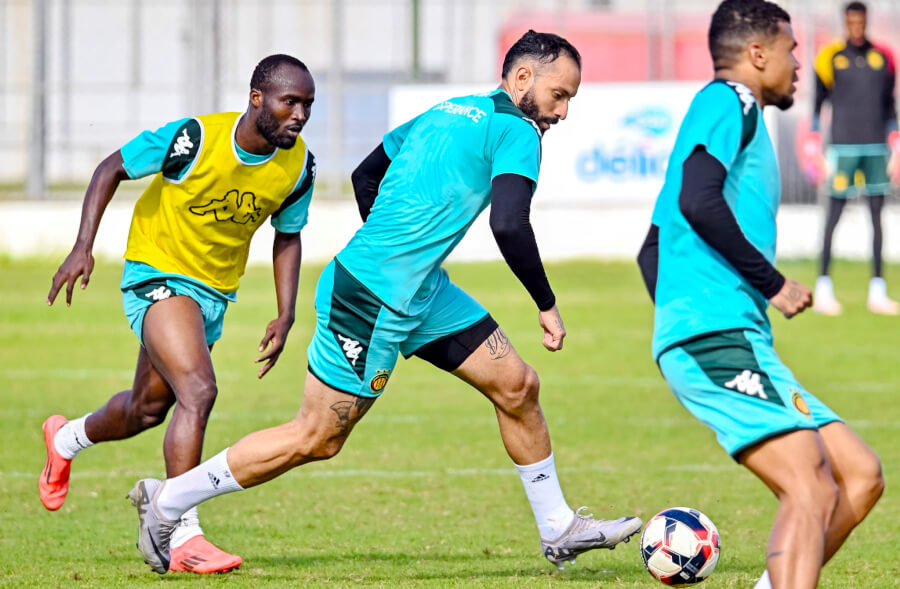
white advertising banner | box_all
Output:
[389,82,705,205]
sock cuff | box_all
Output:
[514,452,555,473]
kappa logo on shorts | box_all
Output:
[724,370,768,400]
[337,334,364,366]
[369,369,391,393]
[134,281,178,303]
[145,286,173,301]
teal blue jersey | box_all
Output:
[336,89,542,315]
[651,80,780,360]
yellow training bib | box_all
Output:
[124,112,310,292]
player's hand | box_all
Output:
[769,279,813,319]
[538,305,566,351]
[255,315,294,378]
[799,131,826,185]
[47,246,95,307]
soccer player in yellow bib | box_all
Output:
[39,54,317,574]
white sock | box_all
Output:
[753,570,772,589]
[514,453,575,540]
[53,414,94,459]
[869,277,888,301]
[168,506,204,549]
[815,275,835,299]
[156,448,244,520]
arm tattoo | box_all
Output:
[484,328,511,360]
[766,551,785,560]
[330,396,375,436]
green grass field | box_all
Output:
[1,257,897,588]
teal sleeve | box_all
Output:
[382,115,421,159]
[272,152,316,233]
[119,118,192,179]
[684,83,752,173]
[488,114,541,187]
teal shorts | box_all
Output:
[827,144,891,198]
[121,261,232,347]
[307,259,491,397]
[658,330,842,459]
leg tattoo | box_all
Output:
[485,328,511,360]
[329,396,375,436]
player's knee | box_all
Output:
[782,464,840,525]
[812,480,841,525]
[285,418,346,464]
[177,379,219,416]
[494,364,540,415]
[125,390,172,431]
[845,452,885,514]
[135,402,170,429]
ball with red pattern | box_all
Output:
[640,507,720,586]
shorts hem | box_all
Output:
[814,417,844,430]
[728,423,819,462]
[401,313,492,359]
[307,363,378,399]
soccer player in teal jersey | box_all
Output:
[127,31,641,574]
[637,2,883,588]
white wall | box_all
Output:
[2,200,896,265]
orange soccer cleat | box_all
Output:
[39,415,72,511]
[169,535,243,573]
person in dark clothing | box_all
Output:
[805,1,899,315]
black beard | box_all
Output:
[518,88,557,133]
[763,88,794,111]
[256,107,297,149]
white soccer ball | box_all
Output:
[640,507,720,586]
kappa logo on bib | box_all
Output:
[190,189,262,225]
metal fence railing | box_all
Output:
[3,0,899,202]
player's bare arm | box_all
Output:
[256,230,302,378]
[48,151,130,306]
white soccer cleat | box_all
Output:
[128,478,179,574]
[540,507,643,569]
[813,276,842,316]
[868,277,899,315]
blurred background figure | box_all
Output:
[805,1,899,315]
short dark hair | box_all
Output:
[709,0,791,69]
[501,30,581,78]
[845,2,867,15]
[250,54,309,92]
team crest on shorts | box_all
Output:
[790,388,812,417]
[370,369,391,393]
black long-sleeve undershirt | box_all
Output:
[637,147,785,304]
[350,143,392,221]
[637,224,659,302]
[678,147,785,298]
[489,174,556,311]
